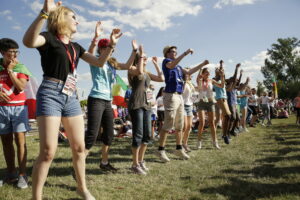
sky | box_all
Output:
[0,0,299,99]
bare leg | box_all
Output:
[182,115,192,146]
[207,112,217,142]
[138,144,147,162]
[32,116,60,200]
[101,145,109,163]
[1,133,16,174]
[14,132,27,175]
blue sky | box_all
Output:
[0,0,299,99]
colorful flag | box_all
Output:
[272,76,278,98]
[112,75,128,107]
[24,76,39,120]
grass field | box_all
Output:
[0,116,300,200]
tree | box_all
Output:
[261,37,300,98]
[256,81,265,97]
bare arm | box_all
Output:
[148,57,164,82]
[88,21,102,54]
[128,45,144,77]
[166,48,193,69]
[117,40,138,70]
[212,68,225,88]
[23,0,62,48]
[6,59,28,92]
[183,60,209,76]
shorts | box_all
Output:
[184,104,193,116]
[0,105,30,134]
[196,101,215,112]
[36,79,82,117]
[151,114,157,121]
[157,110,164,122]
[162,92,184,131]
[248,105,258,116]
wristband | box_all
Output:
[40,10,49,19]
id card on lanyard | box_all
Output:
[58,37,78,96]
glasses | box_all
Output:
[6,50,20,55]
[168,50,177,54]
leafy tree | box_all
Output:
[80,99,87,108]
[256,81,265,97]
[261,37,300,98]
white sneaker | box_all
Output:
[212,141,221,149]
[131,165,147,175]
[139,161,149,171]
[196,140,202,149]
[174,149,190,160]
[244,128,249,132]
[155,150,170,162]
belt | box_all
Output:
[44,76,65,84]
[164,92,182,95]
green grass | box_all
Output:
[0,116,300,200]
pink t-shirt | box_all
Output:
[294,97,300,108]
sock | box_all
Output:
[176,145,182,150]
[158,146,165,151]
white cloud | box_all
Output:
[88,0,202,30]
[30,0,43,13]
[77,72,91,81]
[71,4,86,12]
[84,0,105,7]
[214,0,261,9]
[6,16,13,21]
[0,10,11,15]
[12,25,22,30]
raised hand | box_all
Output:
[7,58,18,70]
[94,21,102,38]
[43,0,62,13]
[138,45,144,56]
[236,63,241,68]
[240,69,244,74]
[185,48,194,55]
[110,28,122,46]
[152,56,158,64]
[220,60,224,65]
[203,60,209,65]
[132,40,138,51]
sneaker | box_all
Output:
[261,123,265,126]
[182,144,192,153]
[212,141,221,149]
[139,161,149,172]
[100,162,118,173]
[196,140,202,149]
[174,149,190,160]
[223,136,230,144]
[249,124,256,128]
[155,150,170,162]
[76,189,95,200]
[17,175,28,189]
[131,165,147,175]
[244,128,249,133]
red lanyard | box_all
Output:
[57,36,77,73]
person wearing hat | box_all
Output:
[84,21,138,172]
[156,45,209,162]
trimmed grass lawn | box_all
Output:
[0,116,300,200]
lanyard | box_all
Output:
[57,36,77,74]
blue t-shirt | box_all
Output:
[227,89,237,106]
[213,81,227,100]
[89,62,115,100]
[239,90,248,108]
[162,58,184,93]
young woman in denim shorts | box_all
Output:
[195,68,225,150]
[23,1,122,199]
[127,46,164,175]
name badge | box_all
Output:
[62,73,77,96]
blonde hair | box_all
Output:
[47,6,74,37]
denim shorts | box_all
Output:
[36,79,82,117]
[184,104,193,116]
[0,105,30,134]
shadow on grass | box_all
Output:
[200,177,300,200]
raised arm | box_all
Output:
[212,68,225,88]
[236,69,243,87]
[166,48,193,69]
[128,45,144,77]
[88,21,102,54]
[148,57,164,82]
[183,60,209,75]
[81,28,122,68]
[7,59,28,92]
[23,0,62,48]
[117,40,138,70]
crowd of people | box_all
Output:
[0,1,299,200]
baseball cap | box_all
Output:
[98,38,110,48]
[163,45,177,57]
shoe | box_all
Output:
[182,144,192,153]
[76,189,95,200]
[174,149,190,160]
[100,162,118,173]
[261,123,265,126]
[230,130,237,137]
[131,165,147,175]
[223,135,230,144]
[139,161,149,172]
[212,141,221,149]
[249,124,256,128]
[3,173,18,184]
[17,175,28,189]
[155,150,170,162]
[196,140,202,149]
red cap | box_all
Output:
[98,38,110,48]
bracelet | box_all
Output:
[41,9,49,16]
[40,10,49,19]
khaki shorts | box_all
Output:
[196,101,215,112]
[162,92,184,131]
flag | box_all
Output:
[272,76,278,99]
[112,74,128,107]
[24,77,39,120]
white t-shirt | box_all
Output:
[260,96,271,105]
[157,96,164,111]
[183,83,194,106]
[198,80,214,100]
[248,94,258,106]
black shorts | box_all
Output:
[157,110,164,122]
[249,105,258,116]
